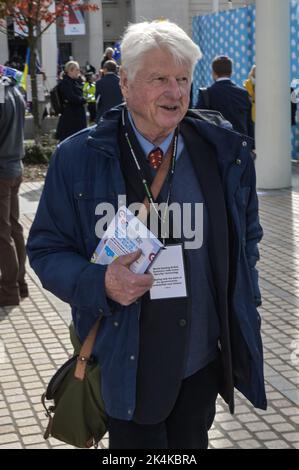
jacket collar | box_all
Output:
[214,79,234,86]
[86,105,254,170]
[86,106,123,158]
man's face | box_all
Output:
[120,48,191,145]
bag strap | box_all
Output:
[74,318,101,380]
[138,139,174,223]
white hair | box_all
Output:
[64,61,80,73]
[120,20,202,80]
[103,47,114,56]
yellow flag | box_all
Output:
[20,47,30,91]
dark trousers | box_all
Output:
[0,176,26,297]
[108,357,220,449]
[87,102,96,123]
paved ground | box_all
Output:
[0,167,299,449]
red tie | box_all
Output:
[148,147,163,170]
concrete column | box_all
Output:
[132,0,189,34]
[88,0,103,72]
[255,0,291,189]
[0,22,9,65]
[41,5,58,89]
[213,0,219,13]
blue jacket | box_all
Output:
[196,80,254,138]
[27,106,267,420]
[95,73,123,122]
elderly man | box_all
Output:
[27,21,266,449]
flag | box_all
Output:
[112,41,121,62]
[20,47,30,91]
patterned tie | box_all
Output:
[148,147,163,170]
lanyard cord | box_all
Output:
[122,108,178,242]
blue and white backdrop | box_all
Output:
[192,1,299,160]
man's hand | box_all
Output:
[105,250,154,306]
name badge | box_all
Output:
[148,244,187,300]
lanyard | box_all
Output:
[122,108,178,243]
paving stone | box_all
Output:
[255,406,276,415]
[0,416,13,425]
[6,394,27,404]
[5,388,26,397]
[280,407,299,417]
[214,413,235,424]
[10,402,32,411]
[29,396,44,404]
[245,421,271,432]
[228,430,252,441]
[0,425,16,435]
[210,438,234,449]
[235,405,251,414]
[263,414,287,424]
[255,431,280,440]
[22,435,46,445]
[237,413,260,423]
[271,399,296,407]
[219,421,242,431]
[282,432,299,443]
[266,392,287,400]
[26,443,49,449]
[12,409,34,419]
[1,381,21,389]
[290,415,299,424]
[19,425,42,436]
[16,417,39,427]
[209,429,225,439]
[264,440,291,449]
[238,439,263,449]
[272,422,297,432]
[0,433,19,444]
[0,443,23,449]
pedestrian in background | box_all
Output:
[244,64,256,125]
[83,72,96,124]
[244,64,297,136]
[95,60,123,121]
[100,47,114,69]
[56,61,87,142]
[0,75,28,306]
[196,55,254,138]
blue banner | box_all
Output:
[192,2,299,160]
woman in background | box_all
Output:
[56,61,87,142]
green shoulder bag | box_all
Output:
[41,318,107,448]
